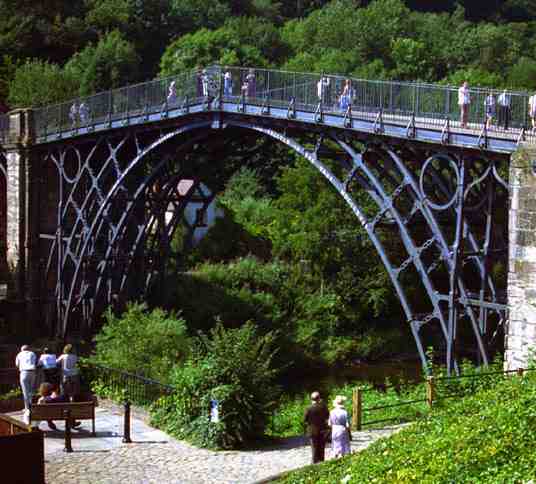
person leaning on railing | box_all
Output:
[484,92,496,131]
[57,344,80,401]
[15,345,37,414]
[497,89,511,130]
[38,347,59,387]
[529,92,536,133]
[458,81,470,128]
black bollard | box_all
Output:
[64,409,73,453]
[122,401,132,443]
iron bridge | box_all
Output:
[1,65,529,373]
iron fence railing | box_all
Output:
[80,362,174,409]
[29,65,536,144]
[354,366,536,430]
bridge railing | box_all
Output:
[32,65,535,142]
[80,361,175,410]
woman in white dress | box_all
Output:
[329,395,351,458]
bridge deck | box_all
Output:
[0,66,532,153]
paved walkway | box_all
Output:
[8,405,404,484]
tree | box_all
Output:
[508,57,536,90]
[93,303,189,381]
[65,30,140,95]
[8,59,78,107]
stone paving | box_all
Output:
[8,405,405,484]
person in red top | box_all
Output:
[304,391,330,463]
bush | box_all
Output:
[151,322,281,449]
[92,303,189,382]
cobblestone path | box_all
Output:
[11,406,404,483]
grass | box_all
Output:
[275,369,536,483]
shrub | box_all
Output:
[92,303,189,382]
[151,322,281,449]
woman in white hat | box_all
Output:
[329,395,351,457]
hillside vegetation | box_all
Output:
[276,370,536,483]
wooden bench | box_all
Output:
[29,401,96,437]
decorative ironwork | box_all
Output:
[0,65,514,374]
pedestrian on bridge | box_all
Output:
[340,79,353,111]
[15,345,37,413]
[69,102,78,127]
[167,81,177,106]
[529,92,536,132]
[498,89,511,130]
[317,76,331,107]
[79,102,90,125]
[224,71,233,97]
[246,69,256,98]
[484,92,496,131]
[458,81,471,128]
[304,391,330,464]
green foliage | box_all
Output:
[170,0,230,32]
[0,388,21,401]
[92,302,189,382]
[8,59,78,107]
[277,369,536,483]
[508,57,536,90]
[151,322,281,449]
[159,17,287,75]
[443,67,504,89]
[64,30,140,95]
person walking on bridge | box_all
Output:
[15,345,37,414]
[458,81,470,128]
[498,89,511,130]
[304,391,330,464]
[529,92,536,133]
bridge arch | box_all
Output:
[42,116,507,371]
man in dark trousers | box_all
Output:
[304,391,330,463]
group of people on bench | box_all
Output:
[37,382,81,430]
[15,343,81,428]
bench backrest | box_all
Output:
[30,402,94,421]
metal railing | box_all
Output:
[28,65,536,145]
[81,362,174,409]
[352,366,536,430]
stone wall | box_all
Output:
[506,144,536,369]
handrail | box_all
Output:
[81,361,174,408]
[18,64,533,146]
[354,366,536,430]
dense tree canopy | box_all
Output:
[3,0,536,108]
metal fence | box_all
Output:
[353,366,536,430]
[30,65,536,143]
[80,362,174,409]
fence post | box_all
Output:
[64,409,73,453]
[122,400,132,443]
[517,367,525,378]
[426,376,435,408]
[352,387,362,431]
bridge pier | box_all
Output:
[506,144,536,369]
[2,109,41,338]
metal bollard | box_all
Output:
[64,409,73,453]
[122,401,132,443]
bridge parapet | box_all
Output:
[506,144,536,369]
[0,109,34,147]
